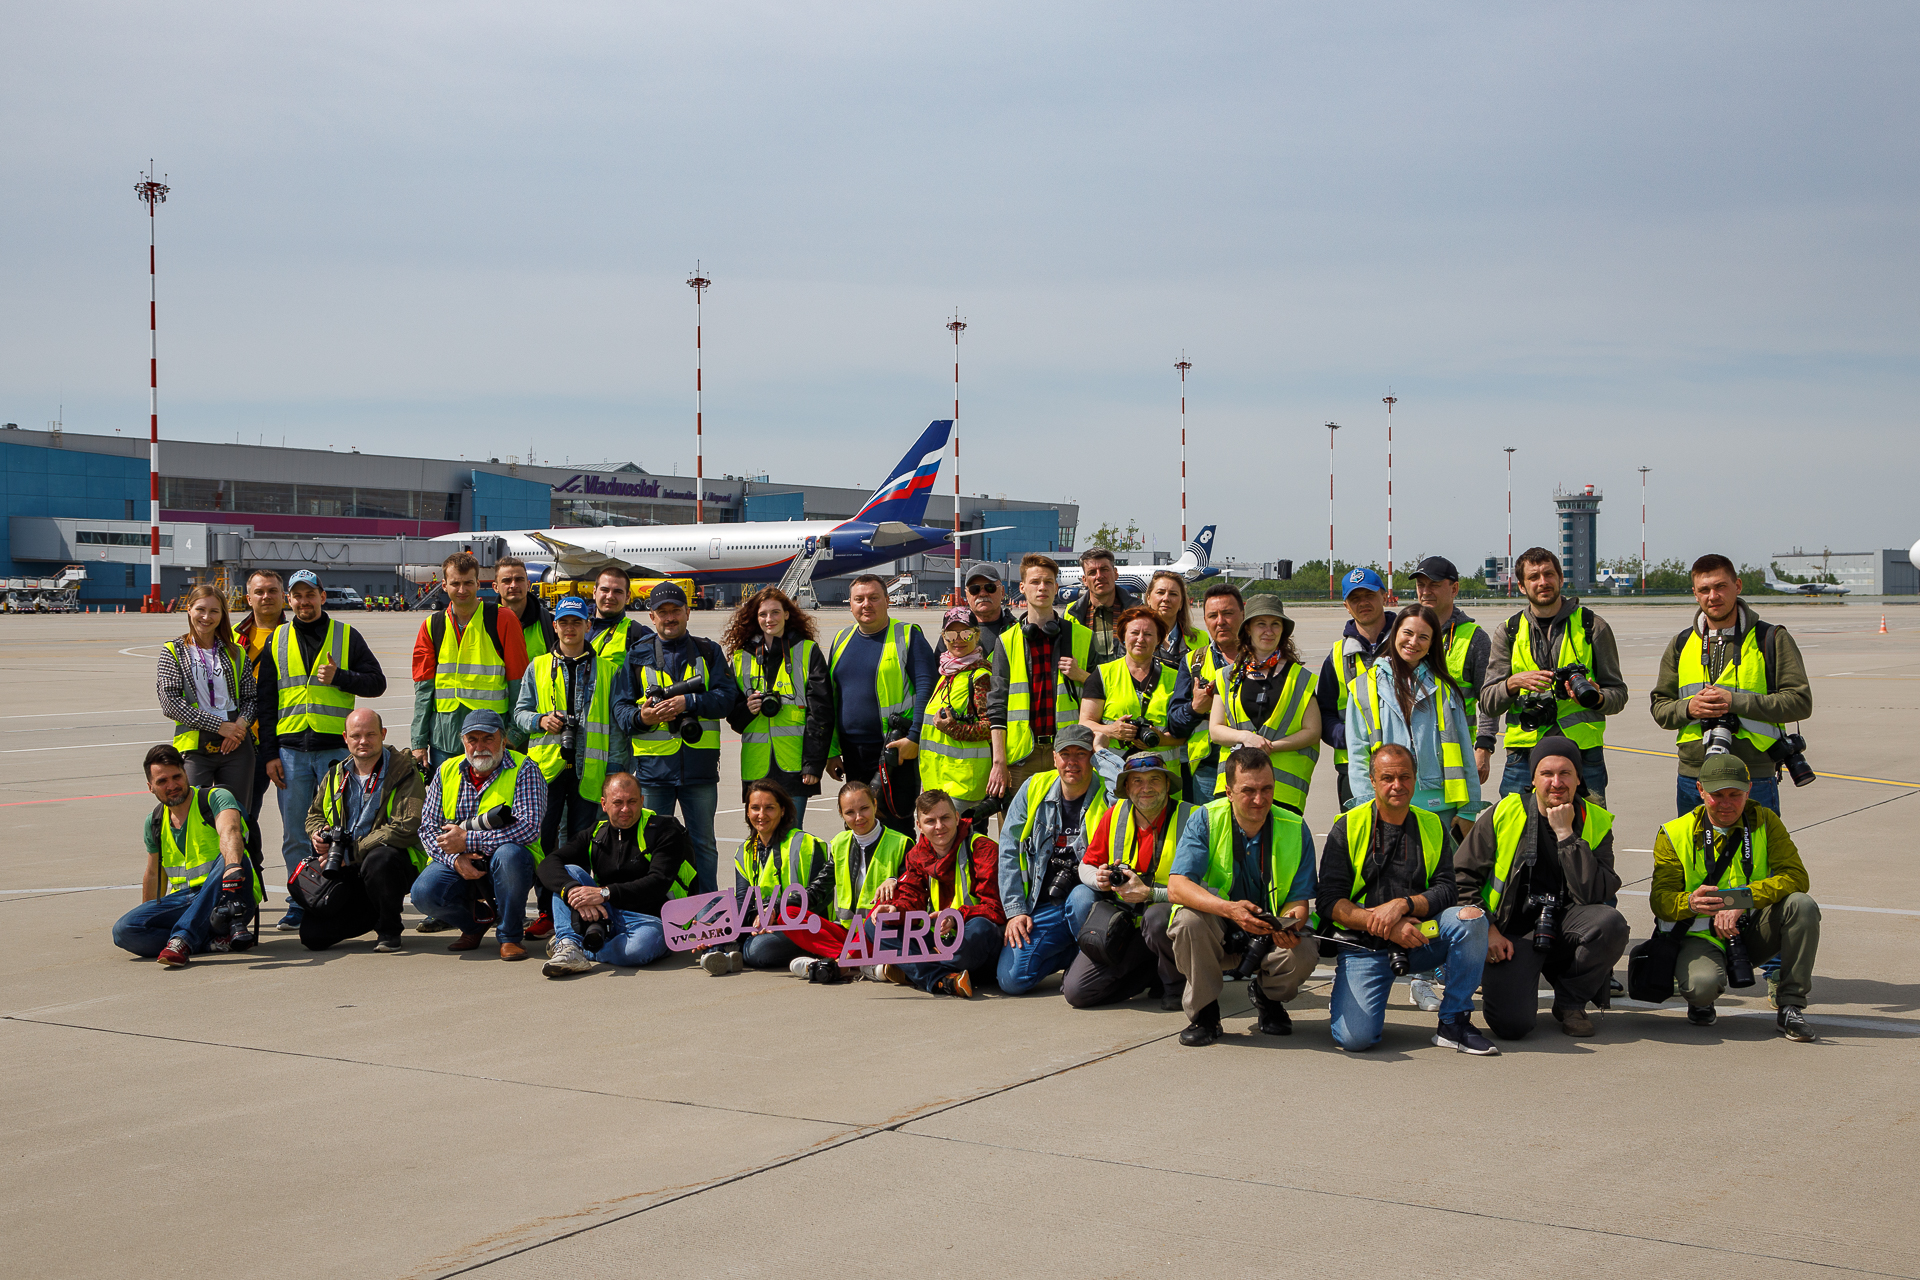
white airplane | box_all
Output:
[1764,567,1851,596]
[1055,526,1219,598]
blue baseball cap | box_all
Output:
[287,570,321,591]
[553,596,591,621]
[460,710,506,737]
[1341,567,1385,598]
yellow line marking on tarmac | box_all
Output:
[1607,744,1917,787]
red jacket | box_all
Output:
[894,831,1004,925]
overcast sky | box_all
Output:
[4,3,1916,570]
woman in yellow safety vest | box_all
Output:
[155,584,258,810]
[1344,604,1481,829]
[722,587,832,818]
[1207,594,1321,814]
[1080,606,1187,769]
[1144,570,1207,667]
[917,608,1004,807]
[727,779,832,975]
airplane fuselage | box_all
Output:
[493,520,963,584]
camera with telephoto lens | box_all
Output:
[1724,923,1757,988]
[881,711,917,769]
[1768,732,1816,788]
[315,825,356,872]
[963,790,1009,828]
[1118,716,1161,751]
[208,864,255,951]
[1513,662,1603,731]
[459,805,515,925]
[1039,828,1089,905]
[1529,891,1562,954]
[644,676,708,745]
[581,912,613,954]
[1700,714,1740,757]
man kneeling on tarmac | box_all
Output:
[298,709,425,952]
[1063,753,1195,1008]
[539,772,697,977]
[114,744,260,966]
[1319,744,1495,1054]
[1165,747,1319,1046]
[1455,735,1628,1039]
[1651,754,1819,1041]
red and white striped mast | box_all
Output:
[1326,421,1341,600]
[687,264,710,524]
[1382,393,1397,599]
[135,164,169,610]
[1504,446,1517,595]
[947,310,966,597]
[1175,355,1191,544]
[1638,465,1651,594]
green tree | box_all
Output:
[1087,519,1144,552]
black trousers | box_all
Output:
[1062,906,1171,1009]
[535,768,600,917]
[298,846,419,949]
[242,740,271,884]
[840,739,920,836]
[1480,905,1631,1038]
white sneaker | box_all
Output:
[543,939,593,978]
[699,949,732,976]
[1409,975,1443,1013]
[789,957,816,979]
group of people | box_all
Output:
[117,542,1824,1049]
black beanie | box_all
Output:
[1528,735,1583,778]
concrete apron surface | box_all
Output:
[2,603,1917,1278]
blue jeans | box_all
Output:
[904,916,1003,992]
[1500,747,1608,803]
[277,747,348,917]
[742,931,804,969]
[111,875,230,957]
[642,782,719,896]
[996,901,1077,994]
[1677,772,1780,817]
[409,844,538,942]
[552,865,666,966]
[1064,884,1100,937]
[1327,906,1489,1051]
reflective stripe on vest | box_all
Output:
[1097,657,1180,767]
[590,617,639,662]
[1106,798,1192,887]
[156,787,226,894]
[165,639,243,752]
[829,620,917,725]
[929,846,975,912]
[736,828,822,895]
[1175,797,1305,921]
[732,641,813,780]
[1215,659,1319,807]
[273,619,355,734]
[1341,803,1443,905]
[1675,628,1782,752]
[1328,640,1384,768]
[918,669,993,800]
[1661,809,1769,952]
[829,825,912,921]
[1013,770,1112,900]
[1483,792,1614,914]
[1443,620,1481,727]
[1356,668,1469,808]
[631,654,721,757]
[433,609,509,714]
[1506,609,1605,750]
[1185,644,1229,773]
[437,751,543,862]
[527,651,616,802]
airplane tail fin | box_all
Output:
[1763,565,1784,589]
[1183,525,1216,567]
[852,421,950,524]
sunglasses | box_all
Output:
[966,581,998,594]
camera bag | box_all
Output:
[1076,897,1138,968]
[1625,828,1739,1003]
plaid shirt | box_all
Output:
[1022,619,1062,739]
[419,752,547,867]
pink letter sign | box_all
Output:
[660,883,826,953]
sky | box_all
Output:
[4,2,1917,571]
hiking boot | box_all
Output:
[1408,974,1443,1013]
[1777,1007,1814,1042]
[157,937,191,968]
[525,912,554,940]
[1249,986,1293,1036]
[1433,1014,1500,1056]
[543,939,593,978]
[1687,1004,1717,1027]
[1553,1003,1595,1037]
[372,935,405,953]
[447,932,482,952]
[1179,1002,1223,1047]
[935,971,974,998]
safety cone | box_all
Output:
[1880,615,1889,634]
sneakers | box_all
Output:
[273,912,302,932]
[543,939,594,978]
[1433,1015,1500,1055]
[372,935,405,953]
[416,916,454,934]
[156,937,191,968]
[525,912,554,940]
[1777,1007,1814,1042]
[1552,1003,1595,1037]
[1687,1004,1717,1027]
[1767,976,1780,1010]
[789,957,817,979]
[1180,1002,1223,1046]
[208,933,232,954]
[934,971,974,998]
[448,932,482,952]
[1608,977,1625,999]
[728,949,744,973]
[699,949,733,976]
[1249,987,1293,1036]
[1408,974,1443,1013]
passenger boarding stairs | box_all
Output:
[776,542,824,608]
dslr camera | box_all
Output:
[314,825,357,873]
[459,804,516,926]
[1039,829,1089,905]
[881,711,917,769]
[644,676,708,745]
[753,688,785,717]
[963,790,1009,829]
[1117,716,1161,751]
[548,711,578,754]
[1529,890,1562,954]
[1513,662,1603,731]
[1701,715,1815,788]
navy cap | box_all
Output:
[553,596,591,621]
[1412,556,1459,583]
[647,582,688,607]
[460,710,506,737]
[1341,567,1385,598]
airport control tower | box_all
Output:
[1554,484,1603,590]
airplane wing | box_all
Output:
[945,525,1018,541]
[528,532,698,580]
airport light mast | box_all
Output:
[1504,446,1516,596]
[948,310,966,597]
[1327,421,1341,600]
[1639,465,1651,594]
[1382,394,1397,598]
[135,164,168,610]
[688,265,710,523]
[1175,355,1191,544]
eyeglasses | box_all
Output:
[966,582,998,594]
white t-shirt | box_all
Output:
[187,644,235,716]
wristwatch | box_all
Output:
[600,887,613,904]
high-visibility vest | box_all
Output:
[1505,608,1605,750]
[1010,770,1111,904]
[527,651,617,801]
[150,787,260,897]
[1183,643,1231,777]
[828,620,919,728]
[431,607,509,716]
[1441,619,1481,728]
[1674,626,1783,754]
[272,617,357,737]
[1351,666,1470,808]
[436,751,544,862]
[1096,657,1180,766]
[736,828,827,896]
[516,603,550,663]
[164,639,243,752]
[1661,808,1769,953]
[318,756,428,871]
[731,640,814,780]
[1214,659,1320,809]
[1481,792,1613,914]
[1339,803,1443,907]
[1327,636,1387,771]
[997,619,1088,764]
[588,814,697,901]
[590,616,641,662]
[918,668,994,801]
[630,652,721,759]
[1174,797,1306,921]
[1103,798,1193,886]
[829,824,912,920]
[928,841,981,911]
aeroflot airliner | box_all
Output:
[430,421,1010,586]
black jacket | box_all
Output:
[1316,809,1458,951]
[1453,793,1621,934]
[256,611,389,754]
[538,810,693,917]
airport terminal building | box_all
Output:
[0,423,1078,605]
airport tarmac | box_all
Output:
[3,598,1916,1278]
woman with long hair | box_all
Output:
[722,586,831,820]
[1080,606,1186,767]
[1206,595,1321,812]
[717,778,832,974]
[1344,603,1480,826]
[156,584,257,808]
[1144,570,1205,666]
[918,608,1004,806]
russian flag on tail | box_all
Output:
[852,420,951,524]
